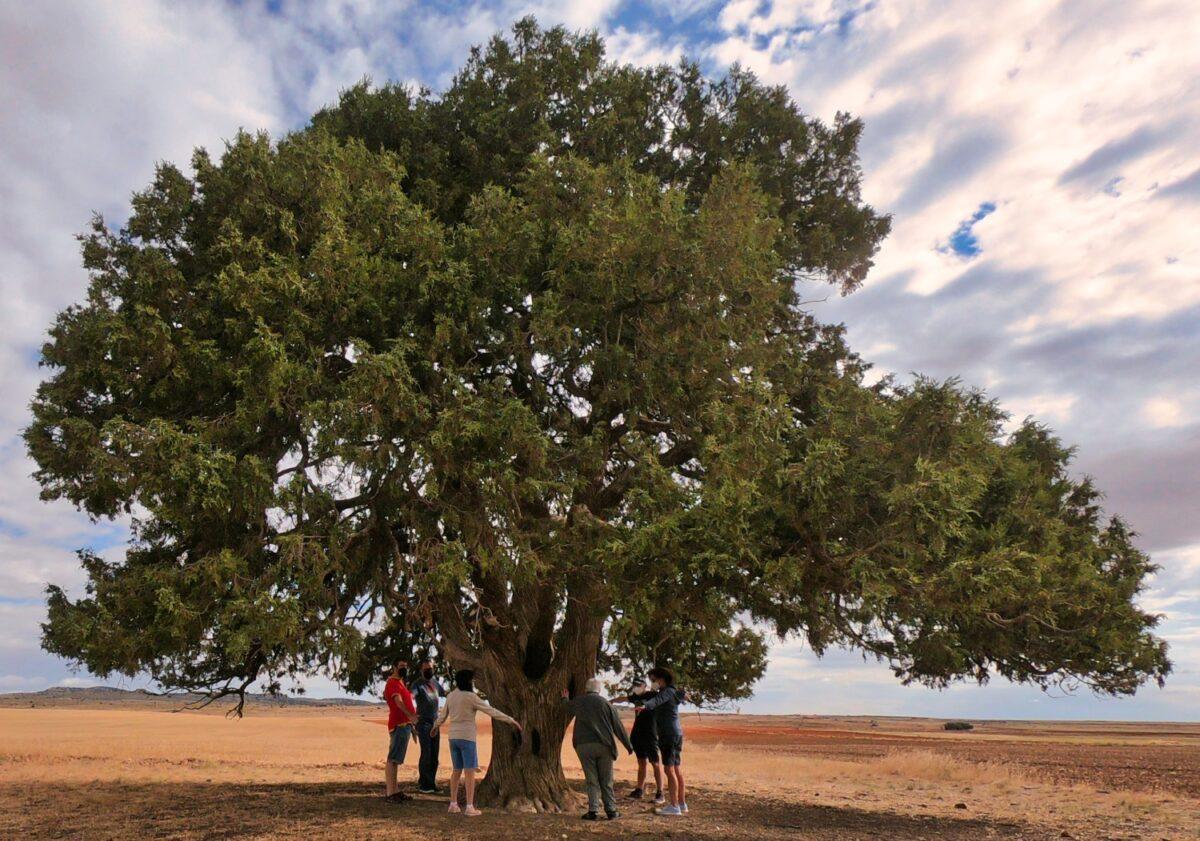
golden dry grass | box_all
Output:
[1,706,1198,839]
[685,744,1198,837]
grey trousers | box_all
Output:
[575,742,616,814]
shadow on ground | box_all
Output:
[0,780,1034,840]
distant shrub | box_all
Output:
[944,721,974,731]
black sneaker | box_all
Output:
[606,810,620,820]
[417,787,439,795]
[581,811,598,820]
[627,788,643,799]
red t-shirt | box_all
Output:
[385,677,416,731]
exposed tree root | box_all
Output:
[475,778,585,813]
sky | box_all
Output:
[1,0,1198,720]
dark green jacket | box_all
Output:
[565,691,634,760]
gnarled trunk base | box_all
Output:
[475,762,583,813]
[474,681,584,812]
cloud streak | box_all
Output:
[1,0,1197,718]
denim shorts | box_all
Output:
[387,725,411,764]
[449,738,479,771]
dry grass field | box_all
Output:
[1,698,1198,840]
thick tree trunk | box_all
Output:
[472,593,604,812]
[474,680,581,812]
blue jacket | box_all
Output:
[407,678,445,722]
[640,685,685,738]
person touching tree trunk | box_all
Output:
[626,680,664,805]
[432,670,522,816]
[563,678,634,820]
[641,668,687,816]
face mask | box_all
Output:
[422,669,433,679]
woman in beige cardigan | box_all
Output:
[430,669,522,816]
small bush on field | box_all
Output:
[944,721,975,731]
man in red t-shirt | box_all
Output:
[383,658,417,803]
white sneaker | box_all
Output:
[448,802,461,814]
[655,805,682,816]
[680,802,689,814]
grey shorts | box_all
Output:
[388,725,411,764]
[658,734,683,766]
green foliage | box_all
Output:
[27,19,1167,712]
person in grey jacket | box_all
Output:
[564,678,633,821]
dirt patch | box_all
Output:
[688,724,919,743]
[681,715,1200,797]
[710,733,1200,797]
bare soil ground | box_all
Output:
[0,702,1196,840]
[3,780,1030,840]
[685,715,1200,796]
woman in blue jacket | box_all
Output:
[641,667,687,816]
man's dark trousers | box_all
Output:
[416,718,439,790]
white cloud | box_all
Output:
[0,674,51,692]
[1004,392,1078,427]
[0,602,49,651]
[1143,396,1188,429]
[1,0,1198,719]
[606,27,686,67]
[0,0,286,699]
[709,1,1200,332]
[718,0,856,37]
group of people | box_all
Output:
[380,658,688,820]
[567,667,688,819]
[382,658,522,816]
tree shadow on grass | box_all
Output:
[0,780,1031,840]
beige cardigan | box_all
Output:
[433,689,519,741]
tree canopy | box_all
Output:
[26,18,1168,809]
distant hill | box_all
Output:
[0,685,380,710]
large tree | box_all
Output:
[26,20,1169,810]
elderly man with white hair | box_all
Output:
[563,677,634,820]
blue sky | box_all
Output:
[1,0,1198,719]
